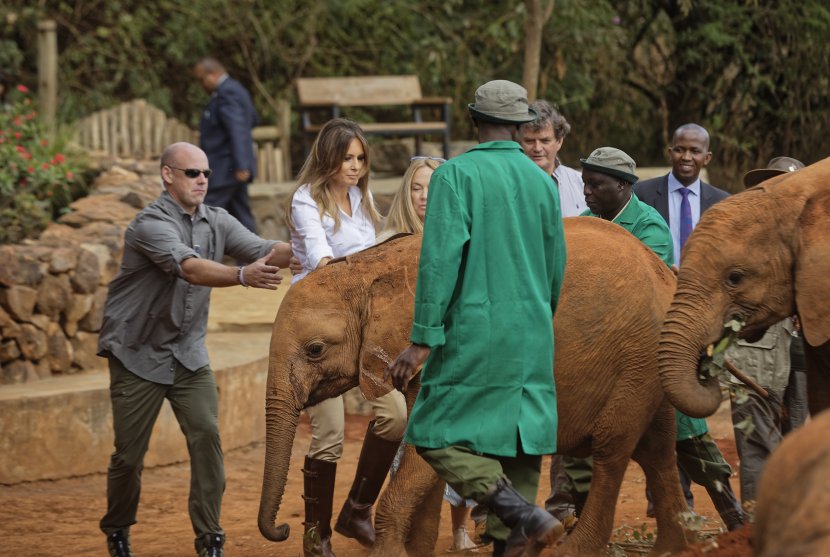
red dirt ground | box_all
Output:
[0,407,750,557]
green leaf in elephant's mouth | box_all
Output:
[697,318,744,381]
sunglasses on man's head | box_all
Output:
[410,156,447,163]
[166,165,212,179]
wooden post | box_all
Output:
[37,20,58,127]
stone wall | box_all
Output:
[0,162,160,384]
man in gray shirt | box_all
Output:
[98,142,291,557]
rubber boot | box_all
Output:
[482,478,565,557]
[334,420,401,547]
[106,530,135,557]
[302,456,337,557]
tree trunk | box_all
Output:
[522,0,555,101]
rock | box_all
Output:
[49,247,79,273]
[58,194,138,227]
[71,331,102,370]
[36,273,73,320]
[31,358,51,380]
[29,314,51,331]
[1,359,31,384]
[17,323,48,360]
[90,166,140,188]
[0,285,38,321]
[0,305,12,328]
[2,319,21,339]
[46,323,73,374]
[80,243,117,285]
[70,248,101,294]
[63,293,94,337]
[0,246,43,287]
[79,286,108,332]
[0,340,20,363]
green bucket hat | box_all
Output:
[467,80,538,125]
[580,147,639,184]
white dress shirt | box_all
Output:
[667,172,702,266]
[290,184,376,283]
[553,163,586,217]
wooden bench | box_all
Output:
[297,75,452,160]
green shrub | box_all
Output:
[0,84,87,244]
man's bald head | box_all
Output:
[161,142,206,173]
[672,123,710,150]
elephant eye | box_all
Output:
[305,342,326,360]
[727,271,743,286]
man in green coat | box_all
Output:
[547,147,743,532]
[387,80,567,557]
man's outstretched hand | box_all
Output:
[243,247,283,290]
[385,343,431,393]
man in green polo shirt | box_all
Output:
[548,147,744,532]
[387,79,567,557]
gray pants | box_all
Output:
[731,389,785,503]
[100,357,224,541]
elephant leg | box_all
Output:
[632,402,691,556]
[556,412,639,556]
[805,342,830,416]
[370,443,440,557]
[404,474,444,557]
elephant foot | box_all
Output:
[553,534,606,557]
[367,541,407,557]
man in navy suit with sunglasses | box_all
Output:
[194,57,259,233]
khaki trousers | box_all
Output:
[418,445,542,542]
[307,388,407,461]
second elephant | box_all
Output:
[258,217,691,557]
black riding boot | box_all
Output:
[303,456,337,557]
[334,419,401,547]
[482,478,565,557]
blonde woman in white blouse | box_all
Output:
[284,118,406,557]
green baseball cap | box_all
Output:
[580,147,639,184]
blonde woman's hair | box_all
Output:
[382,158,442,235]
[285,118,380,231]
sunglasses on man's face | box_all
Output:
[167,165,212,179]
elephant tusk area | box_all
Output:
[724,359,770,399]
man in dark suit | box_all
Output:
[194,58,259,233]
[634,123,729,266]
[635,123,743,530]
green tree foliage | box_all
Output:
[1,0,828,186]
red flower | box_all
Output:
[12,117,22,126]
[27,166,35,173]
[16,145,26,153]
[16,84,29,93]
[53,153,65,164]
[14,132,22,139]
[42,163,50,170]
[66,171,75,180]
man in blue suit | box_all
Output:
[194,58,259,233]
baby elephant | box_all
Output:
[753,409,830,556]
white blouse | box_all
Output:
[290,184,376,283]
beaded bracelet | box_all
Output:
[237,266,248,287]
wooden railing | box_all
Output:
[73,98,291,182]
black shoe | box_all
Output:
[196,533,225,557]
[482,479,565,557]
[107,530,135,557]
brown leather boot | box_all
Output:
[334,420,401,547]
[302,456,337,557]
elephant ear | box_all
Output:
[796,189,830,347]
[358,265,418,400]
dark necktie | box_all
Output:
[679,187,692,250]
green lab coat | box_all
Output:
[405,141,567,457]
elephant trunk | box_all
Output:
[257,381,301,542]
[658,291,723,418]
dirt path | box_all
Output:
[0,405,747,556]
